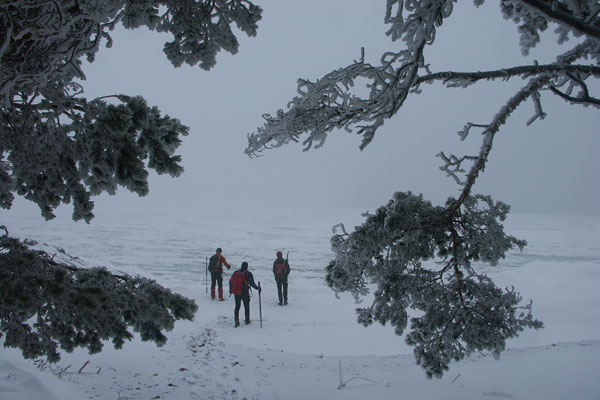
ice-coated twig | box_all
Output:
[527,90,546,125]
[437,152,477,185]
[458,123,489,141]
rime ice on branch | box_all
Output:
[0,0,262,362]
[0,233,198,363]
[245,0,598,376]
[1,0,262,221]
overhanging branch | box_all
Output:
[417,64,600,87]
[520,0,600,40]
[450,75,551,216]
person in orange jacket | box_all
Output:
[208,248,231,300]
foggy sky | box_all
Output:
[6,1,600,220]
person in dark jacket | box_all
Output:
[229,261,260,327]
[208,248,231,301]
[272,251,290,306]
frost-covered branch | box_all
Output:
[244,0,600,378]
[0,0,262,365]
[0,1,263,105]
[500,0,600,56]
[448,38,595,214]
[450,75,551,214]
[550,72,600,105]
[1,0,262,220]
[245,0,454,156]
[246,2,600,159]
[0,234,198,363]
[326,192,539,378]
[518,0,600,40]
[1,94,189,222]
[437,152,479,185]
[416,63,600,88]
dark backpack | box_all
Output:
[229,271,248,295]
[275,262,287,281]
[208,254,222,274]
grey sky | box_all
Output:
[8,1,600,219]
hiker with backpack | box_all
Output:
[208,248,231,301]
[229,262,261,327]
[273,251,290,306]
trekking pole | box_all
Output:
[258,281,263,328]
[205,257,208,294]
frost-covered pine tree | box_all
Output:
[1,0,262,362]
[1,0,262,221]
[245,0,599,377]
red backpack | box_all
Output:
[229,271,248,295]
[275,262,287,280]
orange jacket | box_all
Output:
[209,253,231,273]
[217,254,231,269]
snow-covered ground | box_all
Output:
[1,208,599,400]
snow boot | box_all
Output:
[211,287,216,300]
[235,319,240,328]
[245,319,251,325]
[218,288,224,301]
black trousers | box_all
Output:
[276,279,288,304]
[234,294,251,322]
[210,271,223,289]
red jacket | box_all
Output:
[209,253,230,273]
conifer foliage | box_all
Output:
[1,1,262,361]
[246,0,599,376]
[0,232,198,362]
[1,0,262,220]
[326,192,542,378]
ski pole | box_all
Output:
[205,257,208,294]
[258,281,263,328]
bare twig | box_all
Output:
[337,361,376,389]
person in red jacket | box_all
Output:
[229,261,260,327]
[208,248,231,300]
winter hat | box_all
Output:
[276,251,282,258]
[241,262,248,271]
[216,248,222,253]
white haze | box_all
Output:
[6,0,599,219]
[1,1,599,399]
[0,209,599,399]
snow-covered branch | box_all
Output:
[0,234,198,363]
[246,2,599,159]
[447,38,595,215]
[326,191,538,378]
[0,1,263,105]
[245,0,599,377]
[0,1,263,365]
[518,0,600,40]
[1,95,189,221]
[246,1,453,156]
[416,63,600,88]
[1,0,263,221]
